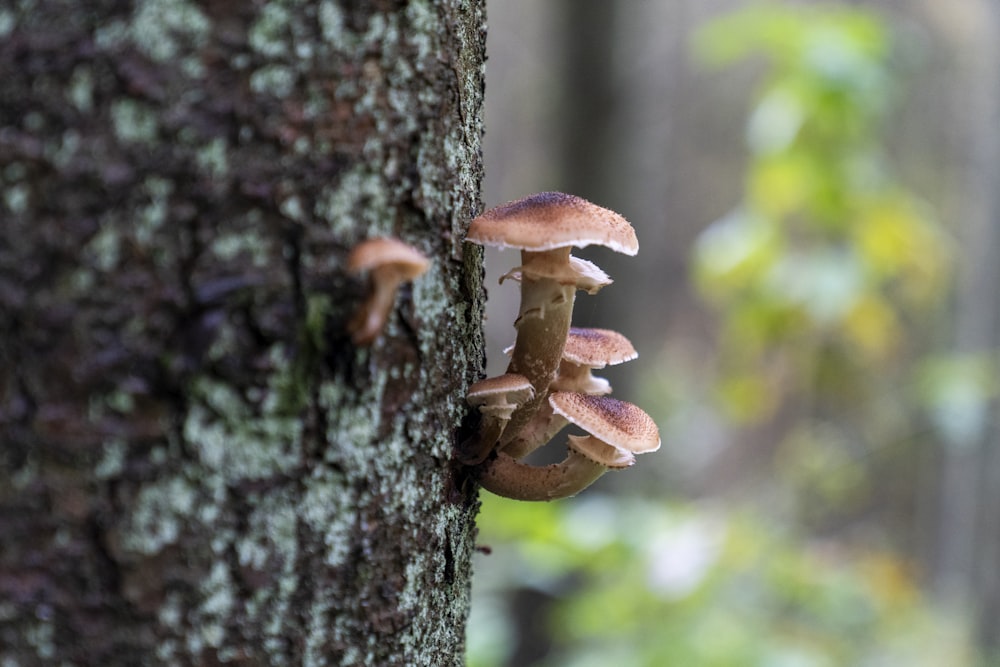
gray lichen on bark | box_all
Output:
[0,1,486,665]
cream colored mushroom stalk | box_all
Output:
[465,193,638,448]
[477,392,660,501]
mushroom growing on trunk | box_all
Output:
[346,237,429,345]
[502,327,639,460]
[459,374,534,465]
[477,392,660,501]
[464,193,638,451]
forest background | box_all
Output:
[470,0,1000,665]
[2,0,998,664]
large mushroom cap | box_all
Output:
[466,192,638,255]
[562,328,638,368]
[549,392,660,454]
[347,237,429,278]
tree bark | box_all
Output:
[0,1,486,665]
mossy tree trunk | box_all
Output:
[0,1,486,664]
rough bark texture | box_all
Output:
[0,1,486,665]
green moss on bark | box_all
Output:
[0,1,486,665]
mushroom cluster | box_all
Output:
[463,192,660,501]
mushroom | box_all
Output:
[501,327,639,460]
[553,327,638,395]
[477,392,660,501]
[465,192,638,444]
[346,237,429,345]
[458,374,534,465]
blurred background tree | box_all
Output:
[472,0,1000,663]
[691,2,953,548]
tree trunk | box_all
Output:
[0,1,486,665]
[925,0,1000,649]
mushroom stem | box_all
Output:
[348,270,403,345]
[457,415,507,465]
[478,451,607,501]
[501,401,567,460]
[501,248,576,443]
[462,373,535,465]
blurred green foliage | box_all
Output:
[692,3,952,424]
[681,2,1000,546]
[469,4,991,665]
[469,494,977,666]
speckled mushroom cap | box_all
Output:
[549,392,660,454]
[562,328,638,368]
[467,374,534,410]
[347,237,429,277]
[465,192,638,255]
[502,328,637,366]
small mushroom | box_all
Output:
[501,327,639,460]
[459,374,535,465]
[551,327,638,395]
[346,237,429,345]
[465,192,638,443]
[548,392,660,459]
[477,392,660,501]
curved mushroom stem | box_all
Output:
[500,402,567,460]
[501,248,576,443]
[477,450,607,501]
[348,271,403,345]
[502,360,613,460]
[457,415,508,465]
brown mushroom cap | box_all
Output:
[503,328,636,367]
[549,392,660,454]
[345,237,430,345]
[502,328,638,396]
[347,237,429,278]
[562,328,638,368]
[460,373,537,465]
[466,192,638,256]
[467,374,535,414]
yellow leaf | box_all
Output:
[841,295,899,361]
[718,373,776,423]
[749,154,815,218]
